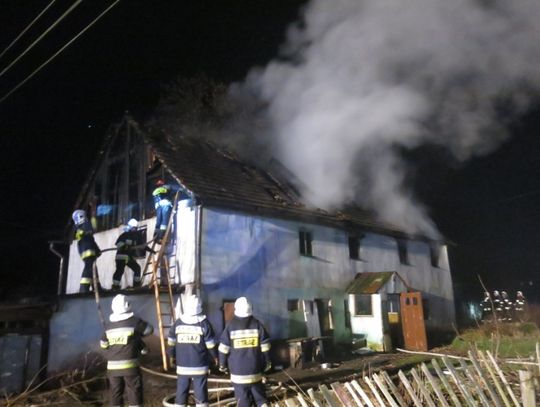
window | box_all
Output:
[348,236,362,260]
[429,243,440,267]
[354,295,373,316]
[299,230,313,256]
[287,299,300,312]
[397,239,409,265]
[344,299,351,328]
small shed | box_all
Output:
[346,272,410,351]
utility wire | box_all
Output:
[0,0,122,105]
[0,0,57,61]
[0,0,84,79]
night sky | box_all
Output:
[0,0,538,308]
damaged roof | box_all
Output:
[346,272,405,294]
[135,120,413,237]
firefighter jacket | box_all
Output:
[115,230,138,261]
[152,185,172,209]
[493,295,503,312]
[218,316,271,384]
[74,220,100,260]
[100,315,153,377]
[515,296,527,312]
[167,314,217,376]
[480,296,492,313]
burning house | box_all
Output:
[46,114,455,375]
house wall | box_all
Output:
[47,294,167,376]
[349,293,385,351]
[197,208,455,345]
[65,199,196,294]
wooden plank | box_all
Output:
[307,388,323,407]
[296,394,310,407]
[476,351,511,407]
[344,381,363,407]
[410,367,436,407]
[519,370,536,407]
[467,350,503,407]
[397,370,423,407]
[331,382,355,407]
[431,358,462,407]
[485,351,521,407]
[458,359,490,407]
[351,379,376,407]
[320,384,342,407]
[380,371,407,407]
[285,398,299,407]
[442,356,478,407]
[364,376,386,407]
[420,362,450,407]
[373,373,399,407]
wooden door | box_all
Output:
[400,292,427,351]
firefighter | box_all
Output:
[218,297,272,407]
[112,219,150,290]
[514,291,528,322]
[501,291,513,322]
[492,290,503,321]
[480,291,492,322]
[72,209,101,293]
[152,179,173,242]
[167,295,217,407]
[100,294,153,407]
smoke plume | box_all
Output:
[230,0,540,236]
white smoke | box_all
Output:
[234,0,540,236]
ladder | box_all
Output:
[142,192,180,371]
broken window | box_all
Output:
[348,236,363,260]
[299,230,313,256]
[429,243,440,267]
[287,299,300,312]
[397,239,409,265]
[354,295,373,316]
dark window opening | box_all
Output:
[348,236,361,260]
[354,295,373,316]
[430,244,440,267]
[299,230,313,256]
[344,299,351,328]
[397,239,409,265]
[287,299,300,312]
[422,299,430,320]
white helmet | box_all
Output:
[127,218,139,230]
[493,290,500,296]
[517,291,523,296]
[234,296,252,318]
[111,294,132,314]
[72,209,87,226]
[183,295,202,317]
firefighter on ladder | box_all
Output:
[167,295,217,407]
[72,209,101,293]
[152,179,173,243]
[218,297,272,407]
[112,219,151,290]
[100,294,153,407]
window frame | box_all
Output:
[299,230,313,256]
[353,294,373,317]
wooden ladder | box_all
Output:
[143,192,180,371]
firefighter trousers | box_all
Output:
[233,381,268,407]
[113,258,141,287]
[79,257,95,293]
[176,374,208,405]
[109,373,143,407]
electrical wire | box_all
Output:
[0,0,57,61]
[0,0,122,105]
[0,0,84,79]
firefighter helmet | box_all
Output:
[111,294,132,314]
[234,296,252,317]
[127,218,139,230]
[72,209,87,226]
[517,291,523,296]
[183,295,202,317]
[493,290,500,296]
[156,179,165,186]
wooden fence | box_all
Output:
[272,350,539,407]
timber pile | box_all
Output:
[272,350,538,407]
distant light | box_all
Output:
[87,124,93,128]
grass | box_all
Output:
[450,322,540,358]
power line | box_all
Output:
[0,0,122,105]
[0,0,84,79]
[0,0,57,61]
